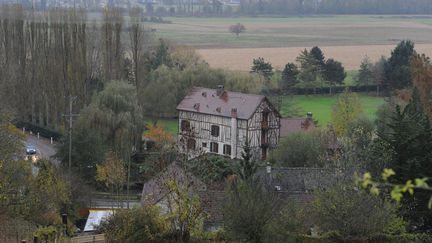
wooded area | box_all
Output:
[0,6,130,130]
[0,5,263,132]
[148,0,432,16]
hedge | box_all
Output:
[14,120,63,141]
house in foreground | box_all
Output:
[141,161,343,230]
[176,86,281,161]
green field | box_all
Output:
[281,94,385,125]
[150,15,432,48]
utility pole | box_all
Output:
[63,96,79,176]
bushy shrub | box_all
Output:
[270,130,328,167]
[223,179,281,243]
[187,155,235,185]
[311,181,405,239]
[98,206,169,243]
[266,200,310,242]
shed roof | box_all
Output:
[280,118,315,137]
[256,167,342,192]
[84,210,113,232]
[176,87,268,120]
[141,162,207,205]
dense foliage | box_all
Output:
[374,90,432,229]
[270,130,328,167]
[278,46,346,92]
[98,206,169,243]
[312,182,405,239]
[187,155,235,187]
[223,179,280,243]
[384,40,415,90]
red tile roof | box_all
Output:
[280,118,315,137]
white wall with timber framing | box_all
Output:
[178,98,280,161]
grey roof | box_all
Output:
[176,87,267,120]
[256,167,343,192]
[141,162,207,205]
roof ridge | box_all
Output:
[191,86,265,98]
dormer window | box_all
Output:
[211,125,220,137]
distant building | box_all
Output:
[280,112,316,137]
[176,86,281,161]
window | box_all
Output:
[202,142,207,148]
[223,144,231,156]
[262,110,269,128]
[210,142,219,153]
[181,120,190,132]
[187,139,196,150]
[211,125,220,137]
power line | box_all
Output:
[62,96,79,176]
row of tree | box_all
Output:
[15,0,432,15]
[250,46,346,93]
[256,40,423,96]
[0,6,138,130]
[355,40,414,91]
[237,0,432,15]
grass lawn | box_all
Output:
[280,94,385,125]
[143,117,178,135]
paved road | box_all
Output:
[25,134,59,165]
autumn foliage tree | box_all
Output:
[145,124,174,147]
[410,53,432,118]
[331,89,364,136]
[96,151,126,206]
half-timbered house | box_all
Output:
[176,85,281,161]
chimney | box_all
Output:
[231,108,238,159]
[231,108,237,118]
[193,103,200,111]
[216,85,224,96]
